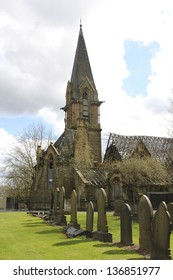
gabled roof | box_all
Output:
[70,24,97,98]
[74,166,107,187]
[104,133,173,166]
[53,129,76,162]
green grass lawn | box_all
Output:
[0,211,172,260]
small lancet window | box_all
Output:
[48,154,54,188]
[49,155,54,169]
[83,92,89,118]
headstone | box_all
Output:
[73,229,91,238]
[65,226,77,237]
[65,226,91,238]
[92,188,112,242]
[46,193,55,223]
[86,201,94,234]
[59,186,65,216]
[120,203,134,246]
[68,190,80,229]
[114,200,125,216]
[51,187,59,221]
[167,202,173,224]
[53,186,67,226]
[151,201,172,260]
[138,195,153,252]
[53,187,59,211]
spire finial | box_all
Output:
[80,18,82,29]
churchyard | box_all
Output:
[0,211,144,260]
[0,189,173,260]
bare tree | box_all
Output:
[167,90,173,137]
[4,122,54,208]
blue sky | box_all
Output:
[0,116,37,136]
[0,115,54,136]
[0,0,173,165]
[122,40,160,97]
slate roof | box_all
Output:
[104,133,173,166]
[53,129,76,162]
[70,24,97,99]
[74,166,107,187]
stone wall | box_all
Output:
[88,128,102,163]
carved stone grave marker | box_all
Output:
[86,201,94,234]
[151,201,172,260]
[68,190,80,229]
[138,195,153,252]
[53,186,67,225]
[120,203,134,246]
[92,188,112,242]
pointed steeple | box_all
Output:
[71,23,96,98]
[61,23,102,163]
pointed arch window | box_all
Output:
[48,154,54,188]
[83,92,89,119]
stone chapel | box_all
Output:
[30,24,173,212]
[30,24,107,210]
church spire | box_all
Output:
[80,18,82,29]
[62,23,102,162]
[70,24,96,98]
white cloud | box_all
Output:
[0,0,173,159]
[0,128,17,180]
[0,128,17,151]
[83,0,173,138]
[37,107,64,136]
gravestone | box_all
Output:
[68,190,80,229]
[92,188,112,242]
[53,186,67,226]
[65,226,91,238]
[65,226,77,237]
[86,201,94,234]
[114,200,125,216]
[138,195,153,252]
[46,193,55,223]
[167,202,173,224]
[151,201,172,260]
[52,187,59,219]
[59,186,65,215]
[120,203,134,246]
[53,187,59,210]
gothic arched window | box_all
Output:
[83,92,89,118]
[48,154,54,188]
